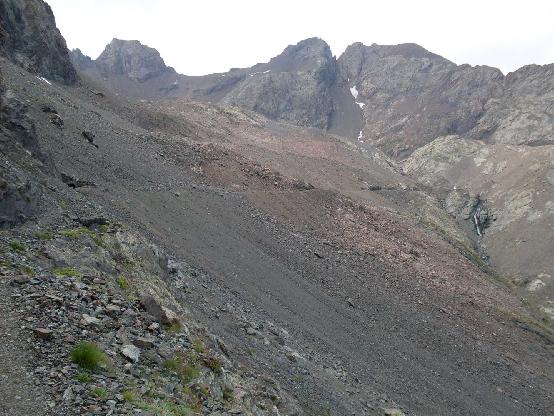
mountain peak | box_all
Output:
[267,37,334,73]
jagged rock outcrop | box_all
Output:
[0,70,43,228]
[220,38,337,129]
[0,0,76,84]
[68,48,94,70]
[94,38,174,82]
[338,42,505,158]
[469,63,554,146]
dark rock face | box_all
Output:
[0,0,76,84]
[469,63,554,146]
[338,43,505,158]
[0,71,42,227]
[0,72,42,158]
[95,39,173,82]
[69,48,94,71]
[221,38,337,129]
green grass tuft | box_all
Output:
[122,389,137,402]
[163,351,201,383]
[76,372,92,383]
[91,387,108,399]
[60,227,96,239]
[71,342,108,371]
[53,267,82,278]
[203,356,222,374]
[192,339,207,354]
[117,275,131,290]
[9,240,26,253]
[35,231,55,241]
[136,401,193,416]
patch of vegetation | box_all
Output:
[58,200,67,209]
[53,267,82,278]
[222,385,234,402]
[163,351,201,384]
[182,386,204,411]
[71,342,108,371]
[505,310,554,344]
[91,387,108,399]
[60,227,96,239]
[165,321,183,333]
[18,264,36,276]
[98,223,110,233]
[0,260,12,268]
[136,401,193,416]
[203,356,222,375]
[122,389,137,402]
[76,372,92,383]
[35,231,54,241]
[9,240,26,253]
[192,339,207,354]
[117,275,131,290]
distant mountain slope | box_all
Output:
[404,136,554,320]
[337,42,505,158]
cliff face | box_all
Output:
[337,43,505,158]
[469,63,554,146]
[0,0,76,84]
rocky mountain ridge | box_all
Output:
[71,38,553,159]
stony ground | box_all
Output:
[0,220,304,415]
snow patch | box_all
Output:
[36,76,52,85]
[249,69,271,77]
[356,101,365,109]
[358,130,364,140]
[350,85,359,99]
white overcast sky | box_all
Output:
[48,0,554,75]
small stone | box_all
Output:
[81,314,102,326]
[148,322,160,331]
[33,328,54,340]
[121,344,140,363]
[133,337,154,349]
[62,387,73,403]
[49,113,64,127]
[105,304,121,316]
[10,276,30,286]
[383,409,405,416]
[106,399,116,409]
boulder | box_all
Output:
[140,295,180,326]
